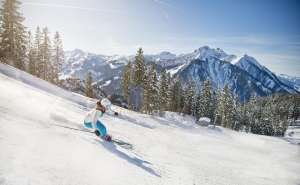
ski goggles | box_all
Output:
[105,104,111,109]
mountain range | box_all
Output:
[60,46,299,102]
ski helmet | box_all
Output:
[101,98,111,109]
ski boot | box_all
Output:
[102,135,112,142]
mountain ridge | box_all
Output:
[60,46,299,102]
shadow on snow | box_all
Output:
[95,139,161,177]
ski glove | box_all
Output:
[114,112,118,116]
[94,130,100,136]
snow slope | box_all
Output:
[0,63,300,185]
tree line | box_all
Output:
[0,0,64,85]
[121,48,300,137]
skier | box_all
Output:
[84,98,118,141]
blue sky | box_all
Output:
[15,0,300,76]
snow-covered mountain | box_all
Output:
[172,47,298,101]
[1,63,300,185]
[60,46,299,102]
[275,73,300,92]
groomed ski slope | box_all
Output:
[0,63,300,185]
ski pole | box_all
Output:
[48,123,94,133]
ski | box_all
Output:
[112,139,133,150]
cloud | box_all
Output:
[21,2,128,13]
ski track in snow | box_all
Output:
[1,63,300,185]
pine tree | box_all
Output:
[247,93,257,126]
[151,64,159,115]
[121,61,132,107]
[133,47,147,111]
[197,78,213,120]
[85,71,97,98]
[241,104,249,131]
[189,80,198,116]
[223,84,233,128]
[0,0,27,70]
[141,68,150,114]
[158,65,169,117]
[168,77,176,112]
[40,27,52,81]
[52,31,64,85]
[34,26,42,78]
[232,94,242,131]
[27,30,36,75]
[182,78,191,115]
[260,101,274,135]
[174,77,183,113]
[274,126,284,137]
[212,85,221,125]
[168,77,184,113]
[142,63,159,115]
[261,118,274,136]
[70,72,79,93]
[217,85,226,127]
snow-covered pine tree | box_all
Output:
[148,63,159,115]
[255,99,263,125]
[197,78,213,120]
[216,84,226,127]
[168,79,176,112]
[206,78,213,119]
[262,118,274,136]
[40,27,52,81]
[225,91,234,128]
[183,78,197,116]
[182,78,191,115]
[0,0,27,70]
[288,106,293,122]
[274,126,284,137]
[249,93,257,124]
[189,80,198,116]
[211,85,221,124]
[272,103,281,136]
[121,61,132,107]
[174,77,183,113]
[34,26,42,78]
[158,65,169,117]
[70,72,79,93]
[196,84,204,120]
[232,94,242,131]
[223,84,232,128]
[141,68,151,114]
[141,63,159,115]
[133,47,147,111]
[260,101,275,135]
[241,103,249,131]
[52,31,64,85]
[27,30,36,75]
[291,95,300,122]
[167,77,184,113]
[242,93,256,130]
[85,71,97,99]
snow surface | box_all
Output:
[1,63,300,185]
[199,117,211,122]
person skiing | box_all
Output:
[84,98,118,141]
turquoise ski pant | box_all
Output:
[84,120,107,137]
